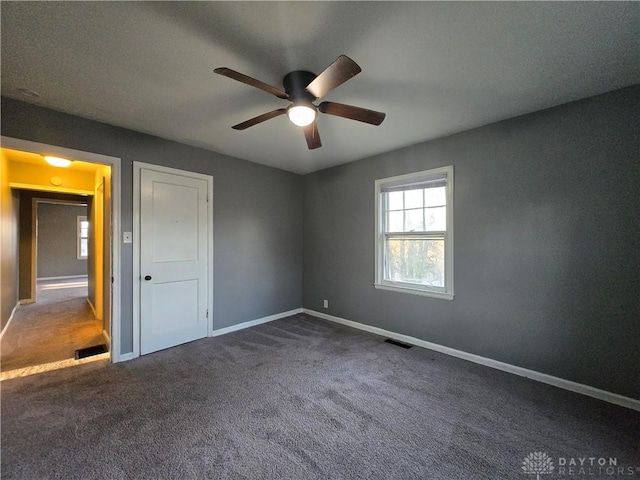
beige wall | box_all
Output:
[8,160,95,193]
[88,163,111,335]
[102,166,111,339]
[0,151,20,330]
[88,166,107,321]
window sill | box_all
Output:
[374,282,454,300]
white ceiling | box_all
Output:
[2,2,639,174]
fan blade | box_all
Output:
[319,102,386,125]
[305,55,362,99]
[232,109,287,130]
[303,121,322,149]
[214,67,288,99]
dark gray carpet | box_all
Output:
[2,313,639,479]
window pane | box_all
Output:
[425,206,446,231]
[387,191,403,211]
[425,186,446,207]
[404,189,423,209]
[385,237,445,287]
[404,208,424,231]
[79,218,89,238]
[387,211,403,232]
[80,239,88,257]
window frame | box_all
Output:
[77,215,89,260]
[374,165,454,300]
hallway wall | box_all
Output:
[37,203,88,278]
[87,165,110,326]
[0,151,20,330]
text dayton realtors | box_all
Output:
[557,457,636,477]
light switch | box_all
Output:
[123,232,132,243]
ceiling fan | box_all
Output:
[214,55,386,150]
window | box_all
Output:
[77,216,89,259]
[375,166,454,299]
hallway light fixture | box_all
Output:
[44,156,72,168]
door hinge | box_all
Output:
[206,309,209,319]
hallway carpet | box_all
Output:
[0,278,105,374]
[2,313,639,479]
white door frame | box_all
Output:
[132,161,213,359]
[1,136,123,362]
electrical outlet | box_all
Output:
[323,299,328,309]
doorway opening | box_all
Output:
[0,137,122,378]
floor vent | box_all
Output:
[75,344,108,360]
[384,338,413,349]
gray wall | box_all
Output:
[303,85,640,400]
[37,203,88,278]
[3,87,638,400]
[2,97,303,355]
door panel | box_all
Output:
[151,280,198,335]
[140,168,209,355]
[150,181,199,262]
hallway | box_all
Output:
[0,277,106,379]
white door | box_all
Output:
[140,168,209,355]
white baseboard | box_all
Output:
[115,309,304,363]
[303,309,640,412]
[37,275,88,281]
[211,308,303,337]
[0,302,20,340]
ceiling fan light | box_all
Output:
[44,156,72,168]
[287,104,316,127]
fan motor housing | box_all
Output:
[283,71,317,102]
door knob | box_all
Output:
[144,275,152,281]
